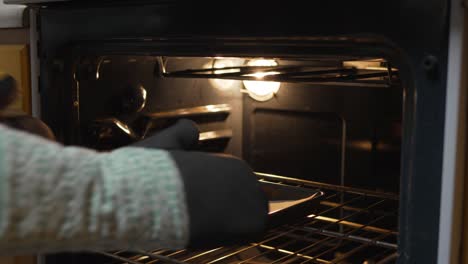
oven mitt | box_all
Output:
[132,120,268,248]
[1,115,55,140]
[0,72,17,110]
[169,150,269,249]
[132,119,199,150]
[0,72,55,140]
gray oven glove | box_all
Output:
[0,73,55,140]
[132,119,199,150]
[169,150,269,249]
[132,120,268,249]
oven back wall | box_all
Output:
[243,83,402,192]
[76,55,402,192]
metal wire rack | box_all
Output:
[155,57,398,86]
[97,173,399,264]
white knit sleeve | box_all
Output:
[0,124,189,254]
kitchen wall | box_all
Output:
[0,2,35,264]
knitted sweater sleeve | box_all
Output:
[0,124,189,254]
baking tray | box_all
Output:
[260,181,324,228]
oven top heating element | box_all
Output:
[154,57,398,102]
[95,174,399,264]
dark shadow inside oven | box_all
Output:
[47,39,405,264]
[74,54,402,193]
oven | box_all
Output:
[4,0,460,263]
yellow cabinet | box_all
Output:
[0,44,30,114]
[0,45,34,264]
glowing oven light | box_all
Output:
[243,59,281,101]
[208,58,244,90]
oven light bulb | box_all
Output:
[243,59,281,101]
[208,58,244,90]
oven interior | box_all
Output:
[57,52,402,263]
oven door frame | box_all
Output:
[25,1,451,262]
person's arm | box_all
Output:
[0,119,268,254]
[0,73,267,253]
[0,124,189,254]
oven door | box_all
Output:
[5,0,452,262]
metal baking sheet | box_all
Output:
[260,181,323,228]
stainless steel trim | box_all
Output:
[199,129,233,141]
[93,118,138,139]
[145,104,231,119]
[256,172,399,200]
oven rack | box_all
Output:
[153,57,399,86]
[96,174,399,264]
